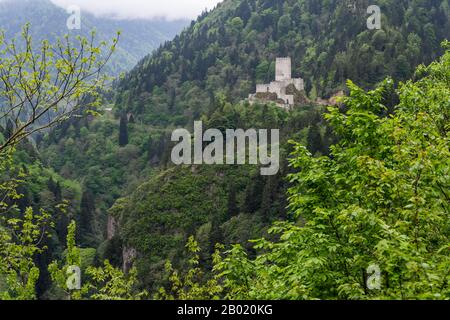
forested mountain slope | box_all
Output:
[0,0,188,75]
[115,0,450,125]
[38,0,450,294]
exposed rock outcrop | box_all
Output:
[106,215,119,240]
[122,246,137,273]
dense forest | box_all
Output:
[0,0,449,300]
[116,0,449,125]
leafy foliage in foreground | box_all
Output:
[162,45,450,300]
[156,237,223,300]
[0,28,118,300]
[48,220,146,300]
[37,0,449,299]
[2,1,449,299]
[226,45,450,299]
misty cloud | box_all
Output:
[50,0,223,20]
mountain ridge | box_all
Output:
[115,0,449,125]
[0,0,189,75]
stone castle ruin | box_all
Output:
[248,57,305,108]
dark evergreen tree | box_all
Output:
[322,125,336,155]
[243,174,265,213]
[307,123,323,155]
[119,113,129,146]
[227,186,239,217]
[209,213,223,256]
[15,185,32,212]
[56,209,69,244]
[5,119,14,140]
[79,189,95,241]
[260,174,279,222]
[236,0,252,24]
[47,177,62,201]
[102,236,123,268]
[35,236,54,299]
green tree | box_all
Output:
[226,186,239,218]
[0,207,51,299]
[0,25,117,300]
[277,14,292,34]
[49,221,144,300]
[215,45,450,300]
[395,54,411,79]
[156,236,223,300]
[0,25,118,153]
[79,190,96,242]
[84,260,146,300]
[119,113,129,147]
[48,220,85,300]
[306,123,323,155]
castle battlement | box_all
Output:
[275,57,292,81]
[249,57,304,108]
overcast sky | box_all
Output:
[50,0,223,20]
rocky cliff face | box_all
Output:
[107,215,119,240]
[107,214,137,273]
[122,246,137,273]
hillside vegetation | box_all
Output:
[0,0,188,75]
[3,0,448,299]
[116,0,449,125]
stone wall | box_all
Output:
[292,78,305,91]
[256,84,270,93]
[279,93,294,105]
[268,81,284,96]
[249,57,305,107]
[275,57,292,81]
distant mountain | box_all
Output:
[0,0,189,75]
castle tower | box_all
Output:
[249,56,304,108]
[275,57,292,81]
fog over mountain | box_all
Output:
[0,0,190,74]
[50,0,223,20]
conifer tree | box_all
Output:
[119,113,129,146]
